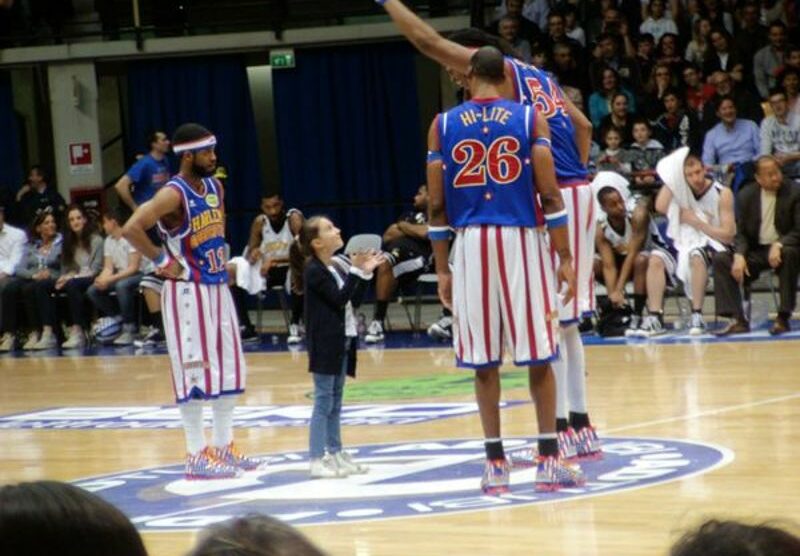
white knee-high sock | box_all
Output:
[179,400,206,454]
[563,324,587,413]
[211,395,237,448]
[552,342,570,420]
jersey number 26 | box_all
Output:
[451,136,523,188]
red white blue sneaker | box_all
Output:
[574,426,603,460]
[185,447,243,480]
[480,458,511,494]
[210,442,265,471]
[508,447,537,469]
[534,456,586,492]
[558,428,579,461]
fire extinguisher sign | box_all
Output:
[68,143,93,175]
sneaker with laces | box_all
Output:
[364,320,385,343]
[33,330,57,350]
[638,315,666,337]
[624,314,641,337]
[535,456,586,491]
[309,454,346,478]
[113,330,135,346]
[134,327,165,347]
[239,326,260,344]
[0,333,14,352]
[480,458,511,494]
[185,447,242,480]
[574,426,603,460]
[332,450,368,474]
[689,312,706,335]
[210,442,265,471]
[558,428,579,460]
[427,315,453,340]
[22,332,40,350]
[61,330,86,350]
[287,323,303,344]
[508,447,537,469]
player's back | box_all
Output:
[437,97,543,228]
[505,57,587,183]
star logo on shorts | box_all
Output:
[484,192,493,201]
[482,126,489,135]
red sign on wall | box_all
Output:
[69,143,93,175]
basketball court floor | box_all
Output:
[1,317,798,556]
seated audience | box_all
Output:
[684,17,712,66]
[702,71,763,130]
[588,67,637,130]
[0,204,26,350]
[187,513,325,556]
[56,204,104,349]
[0,211,62,350]
[702,96,760,178]
[599,92,634,144]
[14,165,66,227]
[713,156,800,335]
[0,480,148,556]
[760,88,800,180]
[671,519,800,556]
[624,118,664,189]
[86,208,144,346]
[497,14,531,63]
[653,88,702,153]
[639,0,676,44]
[682,63,716,119]
[703,28,745,87]
[654,32,684,75]
[639,62,675,121]
[595,126,630,176]
[753,21,787,100]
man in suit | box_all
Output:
[713,156,800,335]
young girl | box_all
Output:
[595,126,631,177]
[290,216,383,478]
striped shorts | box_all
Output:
[451,225,559,369]
[162,281,247,403]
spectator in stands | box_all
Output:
[635,33,657,87]
[595,126,630,175]
[781,67,800,118]
[14,165,66,228]
[760,88,800,180]
[0,480,148,556]
[549,42,590,98]
[562,4,585,47]
[114,130,171,214]
[589,67,637,129]
[714,156,800,335]
[497,15,531,63]
[187,514,325,556]
[365,185,445,343]
[655,32,684,75]
[682,63,716,119]
[640,0,677,43]
[734,1,768,59]
[0,211,62,350]
[699,0,734,35]
[703,71,763,128]
[753,21,787,99]
[702,96,760,176]
[653,88,702,153]
[229,194,305,343]
[543,12,583,64]
[0,205,27,350]
[591,33,641,94]
[670,518,800,556]
[640,62,676,120]
[492,0,541,46]
[685,17,712,66]
[86,208,144,346]
[594,186,650,326]
[784,44,800,73]
[703,28,745,86]
[599,93,634,144]
[56,204,103,349]
[625,118,664,188]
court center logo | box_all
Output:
[74,437,732,531]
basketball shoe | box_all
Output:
[210,442,265,471]
[574,426,603,460]
[558,428,579,460]
[480,458,511,494]
[534,456,586,492]
[185,447,242,480]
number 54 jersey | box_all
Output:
[436,97,544,228]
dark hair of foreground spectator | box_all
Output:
[187,514,327,556]
[671,519,800,556]
[0,480,148,556]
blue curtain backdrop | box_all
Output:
[272,42,425,237]
[126,56,262,252]
[0,71,22,201]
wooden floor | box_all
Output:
[1,339,799,556]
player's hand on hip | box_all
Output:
[557,259,576,306]
[437,271,452,311]
[157,259,184,280]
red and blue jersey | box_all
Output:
[435,98,544,228]
[158,175,228,284]
[505,57,588,184]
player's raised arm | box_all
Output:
[122,186,181,265]
[531,111,575,301]
[425,115,452,309]
[563,95,592,166]
[377,0,472,74]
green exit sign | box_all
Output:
[270,49,295,69]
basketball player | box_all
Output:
[374,0,600,459]
[428,46,584,493]
[123,123,261,479]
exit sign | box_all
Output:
[270,49,295,69]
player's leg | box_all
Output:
[688,249,710,335]
[638,251,668,337]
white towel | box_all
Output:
[229,256,266,295]
[655,147,724,284]
[590,171,634,222]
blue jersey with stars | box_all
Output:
[157,175,228,284]
[436,97,544,228]
[505,56,588,183]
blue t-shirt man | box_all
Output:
[115,130,171,210]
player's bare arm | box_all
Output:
[425,116,452,310]
[563,96,592,166]
[247,215,265,263]
[114,174,137,211]
[379,0,472,74]
[596,228,620,298]
[697,188,736,245]
[396,221,429,240]
[654,184,673,215]
[614,203,649,295]
[122,187,183,278]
